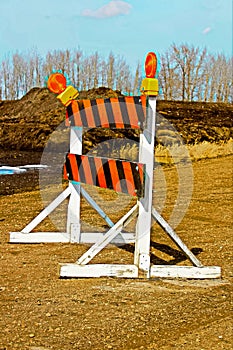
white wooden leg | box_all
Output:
[152,207,203,267]
[134,97,156,275]
[66,127,82,242]
[67,183,81,242]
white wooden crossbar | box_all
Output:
[9,183,135,244]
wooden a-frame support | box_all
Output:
[9,96,221,279]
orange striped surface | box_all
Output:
[64,153,145,197]
[65,96,147,129]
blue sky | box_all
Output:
[0,0,232,67]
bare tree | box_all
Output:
[100,59,107,86]
[159,50,180,100]
[12,53,23,98]
[189,47,207,101]
[171,43,188,101]
[1,57,11,99]
[224,57,233,103]
[132,62,141,95]
[160,44,210,102]
[42,51,54,78]
[91,52,99,88]
[115,55,128,91]
[70,49,82,89]
[106,52,115,89]
[201,54,214,101]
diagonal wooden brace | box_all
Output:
[152,207,203,267]
[77,204,138,265]
[21,186,71,234]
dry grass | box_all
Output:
[155,139,233,164]
[187,139,233,161]
[117,139,233,165]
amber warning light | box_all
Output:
[145,52,157,78]
[47,73,67,94]
[47,72,79,106]
[140,52,159,96]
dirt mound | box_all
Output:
[79,86,123,99]
[0,87,232,151]
[0,87,125,151]
[157,100,233,144]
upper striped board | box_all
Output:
[64,153,145,197]
[65,96,147,129]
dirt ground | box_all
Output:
[0,155,232,350]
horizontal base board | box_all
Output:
[150,265,221,279]
[60,264,138,278]
[9,232,135,244]
[79,232,135,244]
[10,232,70,243]
[60,264,221,279]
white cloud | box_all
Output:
[81,1,132,19]
[202,27,212,34]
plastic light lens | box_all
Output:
[47,73,67,94]
[145,52,157,78]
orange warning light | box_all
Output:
[47,73,67,94]
[145,52,157,78]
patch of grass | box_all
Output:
[117,139,233,165]
[187,139,233,162]
[118,143,139,161]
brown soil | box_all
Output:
[0,156,232,350]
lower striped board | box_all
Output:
[64,153,145,197]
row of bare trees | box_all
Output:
[0,44,232,102]
[0,49,141,100]
[159,44,232,103]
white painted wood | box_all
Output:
[67,127,82,241]
[77,204,138,265]
[152,207,203,267]
[70,223,81,243]
[67,183,81,241]
[12,231,135,245]
[150,265,221,279]
[20,187,71,234]
[79,232,135,244]
[70,126,83,154]
[9,231,135,244]
[134,97,156,274]
[9,232,70,243]
[60,264,138,278]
